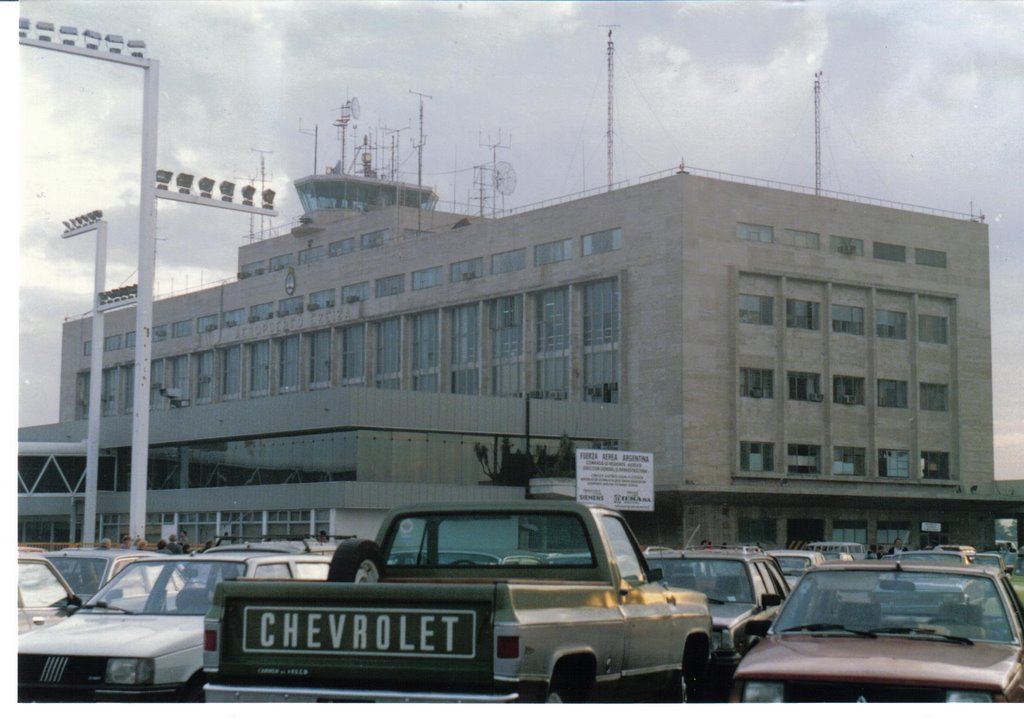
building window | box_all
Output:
[830,235,863,256]
[122,364,134,412]
[788,371,822,401]
[411,311,439,392]
[278,296,304,317]
[450,257,483,282]
[308,289,335,311]
[786,299,820,330]
[740,368,773,399]
[221,345,241,400]
[329,237,354,256]
[196,350,214,403]
[248,340,270,396]
[582,227,623,255]
[361,228,391,249]
[222,308,244,328]
[491,248,526,274]
[267,510,312,539]
[83,340,92,356]
[411,266,443,290]
[249,302,273,322]
[831,304,864,335]
[877,379,909,408]
[101,367,118,417]
[126,331,136,348]
[740,441,774,472]
[831,521,867,544]
[583,279,620,403]
[341,282,369,303]
[298,245,325,265]
[878,449,910,478]
[278,335,299,393]
[450,304,480,395]
[490,295,522,396]
[197,314,218,333]
[920,382,949,411]
[375,318,401,389]
[833,446,866,476]
[918,314,948,344]
[269,253,293,272]
[915,248,947,268]
[739,294,773,325]
[375,274,405,298]
[169,355,188,399]
[875,309,907,340]
[920,451,950,480]
[535,238,572,266]
[171,320,192,339]
[832,375,865,405]
[103,334,122,352]
[75,371,90,419]
[150,358,165,407]
[872,242,906,262]
[341,325,365,386]
[153,324,168,343]
[787,444,821,474]
[876,523,911,545]
[735,222,773,243]
[309,329,331,388]
[783,228,820,249]
[239,260,265,278]
[536,288,570,397]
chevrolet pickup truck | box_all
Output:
[203,501,712,702]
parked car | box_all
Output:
[646,548,789,700]
[767,549,827,589]
[884,549,973,565]
[731,560,1024,702]
[44,548,159,599]
[804,541,868,560]
[18,553,81,634]
[18,551,331,702]
[973,553,1008,575]
[199,537,340,556]
[1011,560,1024,605]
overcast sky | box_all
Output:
[14,0,1024,478]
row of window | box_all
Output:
[75,281,622,418]
[238,228,394,278]
[739,442,951,479]
[735,222,948,269]
[739,369,949,410]
[739,294,948,343]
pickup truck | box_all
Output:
[203,501,712,702]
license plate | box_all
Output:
[242,606,477,659]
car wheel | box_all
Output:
[327,539,385,583]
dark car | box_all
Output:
[731,560,1024,702]
[646,548,789,700]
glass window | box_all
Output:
[739,294,773,325]
[101,367,118,416]
[599,515,645,582]
[450,257,483,282]
[278,296,304,317]
[878,449,909,478]
[536,288,569,397]
[411,311,439,392]
[153,324,168,343]
[829,235,864,256]
[269,253,293,272]
[249,302,273,322]
[122,364,134,412]
[921,451,950,480]
[126,331,136,348]
[239,260,265,277]
[491,248,526,274]
[375,274,404,298]
[18,561,70,608]
[783,228,820,249]
[787,371,822,401]
[583,279,620,403]
[361,228,392,249]
[278,335,299,392]
[490,296,522,397]
[831,522,867,544]
[740,368,773,399]
[412,266,443,290]
[103,334,122,352]
[197,314,218,333]
[833,446,866,476]
[831,304,864,335]
[919,314,948,344]
[740,441,774,472]
[535,238,572,266]
[298,245,325,265]
[873,242,906,262]
[451,304,479,395]
[915,248,947,268]
[171,320,192,339]
[375,318,401,389]
[149,358,165,408]
[787,444,821,474]
[222,308,244,328]
[329,237,354,256]
[169,355,188,398]
[341,282,369,303]
[582,227,623,255]
[309,329,331,388]
[248,340,270,396]
[878,379,909,408]
[786,299,820,330]
[196,350,214,402]
[735,222,773,243]
[308,289,335,310]
[920,382,949,411]
[832,375,864,405]
[221,345,241,400]
[875,309,907,340]
[341,325,365,386]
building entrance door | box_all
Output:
[787,518,825,548]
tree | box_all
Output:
[474,434,576,486]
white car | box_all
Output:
[44,548,159,599]
[766,549,827,589]
[19,554,81,634]
[18,551,330,702]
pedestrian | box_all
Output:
[157,539,169,553]
[167,534,183,554]
[120,534,132,549]
[317,530,328,543]
[99,538,112,550]
[178,530,189,546]
[136,538,148,551]
[886,538,905,556]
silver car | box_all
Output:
[18,554,81,634]
[44,548,159,599]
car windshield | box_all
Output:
[776,569,1017,644]
[775,557,811,574]
[83,559,246,615]
[647,558,753,603]
[47,556,108,597]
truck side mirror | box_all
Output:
[760,593,781,609]
[746,619,772,637]
[648,567,663,583]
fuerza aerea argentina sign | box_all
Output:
[575,449,654,511]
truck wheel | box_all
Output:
[328,539,385,583]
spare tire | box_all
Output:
[328,538,385,583]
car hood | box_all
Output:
[18,613,202,658]
[736,635,1020,690]
[711,602,756,628]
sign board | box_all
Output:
[575,449,654,511]
[920,521,943,532]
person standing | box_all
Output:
[166,534,183,554]
[886,538,905,556]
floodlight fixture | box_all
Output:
[62,220,73,231]
[104,33,124,53]
[175,172,194,194]
[127,40,146,58]
[241,185,256,207]
[156,169,173,190]
[83,29,101,49]
[219,181,235,202]
[59,26,78,46]
[19,18,29,38]
[89,210,103,221]
[36,21,55,42]
[198,177,215,198]
[261,189,276,210]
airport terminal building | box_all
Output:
[18,164,1024,548]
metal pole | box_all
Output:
[83,220,108,544]
[129,59,160,541]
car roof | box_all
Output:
[646,549,776,562]
[200,539,338,555]
[810,559,1003,578]
[766,549,824,557]
[44,548,161,559]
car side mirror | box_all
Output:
[760,593,781,609]
[648,567,663,583]
[68,594,82,608]
[746,619,772,637]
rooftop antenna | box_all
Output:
[298,118,318,176]
[381,120,410,180]
[480,129,514,217]
[410,89,432,233]
[600,25,620,191]
[249,148,274,240]
[814,70,823,195]
[332,96,360,174]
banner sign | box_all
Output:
[575,449,654,511]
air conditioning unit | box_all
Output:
[462,271,477,281]
[809,393,824,402]
[170,398,190,408]
[842,394,857,404]
[750,388,763,398]
[204,324,217,332]
[225,320,238,328]
[307,303,320,311]
[237,271,252,280]
[326,299,336,307]
[345,295,362,304]
[248,315,258,323]
[837,243,856,255]
[154,329,166,338]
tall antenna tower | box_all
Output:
[814,70,823,195]
[332,96,360,174]
[244,148,274,241]
[601,25,620,191]
[410,89,432,233]
[298,118,318,176]
[477,130,514,218]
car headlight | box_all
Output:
[945,690,992,703]
[711,628,733,651]
[741,680,784,703]
[105,658,155,685]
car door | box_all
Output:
[19,560,74,633]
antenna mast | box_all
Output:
[814,70,822,195]
[410,89,432,233]
[601,25,619,191]
[243,148,274,241]
[298,118,318,176]
[333,96,360,174]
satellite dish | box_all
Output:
[494,161,517,196]
[350,97,361,121]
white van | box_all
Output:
[804,541,868,560]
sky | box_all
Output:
[14,0,1024,479]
